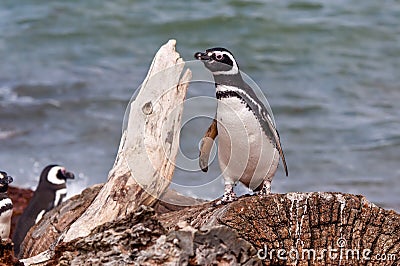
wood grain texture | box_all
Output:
[62,39,191,243]
[159,192,400,266]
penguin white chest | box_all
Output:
[0,198,12,239]
[216,96,279,190]
[54,188,67,207]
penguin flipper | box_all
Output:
[272,129,289,176]
[199,118,218,172]
[259,107,288,176]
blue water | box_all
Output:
[0,0,399,210]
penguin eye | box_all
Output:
[215,53,224,60]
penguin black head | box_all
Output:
[0,171,13,193]
[194,47,240,75]
[39,164,75,189]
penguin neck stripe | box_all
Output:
[216,90,240,100]
[54,188,67,207]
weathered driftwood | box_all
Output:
[63,39,191,242]
[14,40,400,266]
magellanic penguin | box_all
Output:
[0,171,13,240]
[195,47,288,205]
[13,164,74,257]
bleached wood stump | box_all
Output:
[63,39,191,242]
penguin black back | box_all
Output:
[12,165,74,257]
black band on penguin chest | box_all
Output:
[216,91,252,112]
[0,202,12,213]
[0,194,12,213]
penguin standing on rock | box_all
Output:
[13,164,74,257]
[195,47,288,205]
[0,171,13,240]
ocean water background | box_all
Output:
[0,0,399,210]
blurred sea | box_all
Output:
[0,0,399,210]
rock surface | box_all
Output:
[46,206,259,265]
[0,239,23,266]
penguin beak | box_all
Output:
[59,168,75,180]
[0,176,13,185]
[64,171,75,180]
[194,51,211,61]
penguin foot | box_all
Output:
[213,184,237,206]
[213,194,237,206]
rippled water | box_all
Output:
[1,0,399,210]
